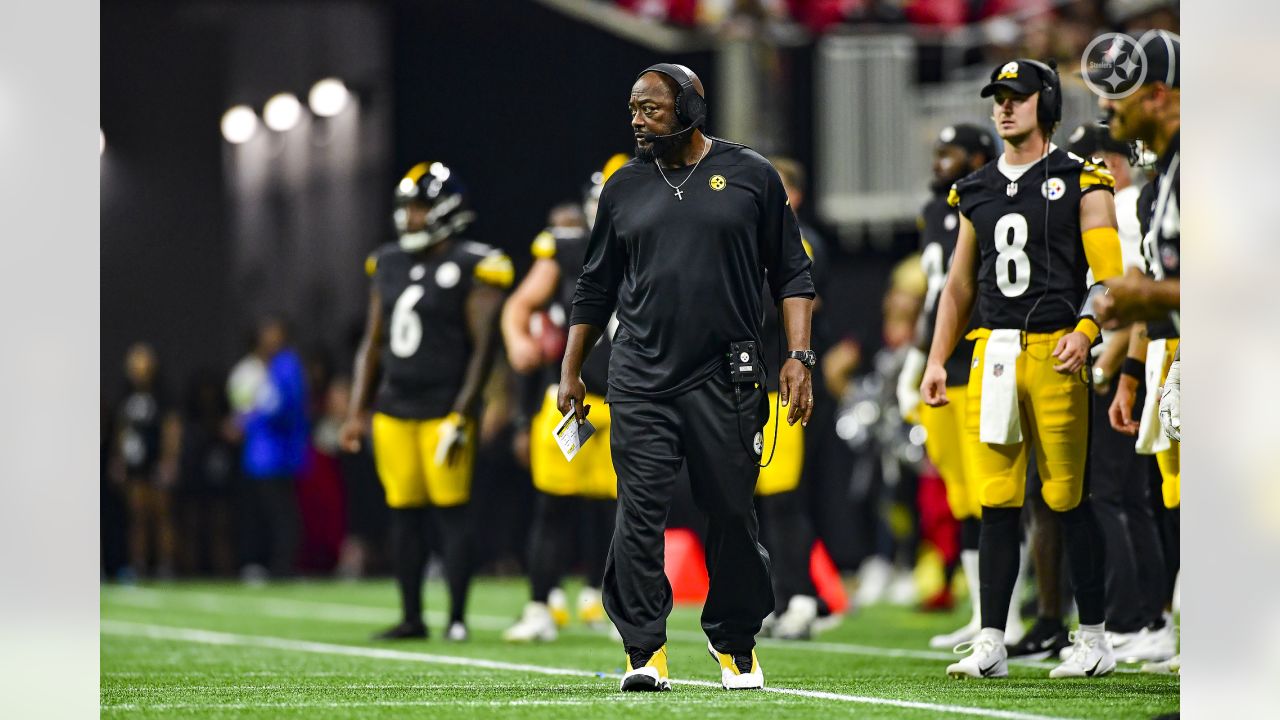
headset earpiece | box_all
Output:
[638,63,706,131]
[1019,58,1063,132]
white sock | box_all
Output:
[960,550,980,626]
[1078,622,1105,636]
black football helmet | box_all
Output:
[394,161,475,251]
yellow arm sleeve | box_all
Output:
[1082,226,1123,283]
[1074,317,1101,342]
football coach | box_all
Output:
[558,63,816,692]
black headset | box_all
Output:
[990,58,1062,132]
[637,63,707,130]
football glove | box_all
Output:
[1158,358,1180,442]
[896,346,926,424]
[433,412,469,467]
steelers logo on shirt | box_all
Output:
[709,174,726,191]
[435,261,461,288]
[753,431,763,456]
[944,213,958,231]
[1041,177,1066,201]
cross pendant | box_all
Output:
[673,187,683,200]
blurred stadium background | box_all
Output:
[101,2,1181,716]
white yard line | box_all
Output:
[102,620,1075,720]
[103,699,604,711]
[104,587,1142,673]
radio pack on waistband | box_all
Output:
[728,340,761,384]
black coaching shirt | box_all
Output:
[949,148,1114,332]
[570,139,816,400]
[365,239,514,419]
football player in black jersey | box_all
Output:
[897,123,1021,650]
[499,156,628,642]
[1095,30,1182,673]
[340,162,514,641]
[921,59,1124,679]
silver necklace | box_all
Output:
[654,138,710,200]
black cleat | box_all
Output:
[372,621,428,640]
[1005,617,1070,659]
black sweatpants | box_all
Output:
[1091,382,1168,632]
[604,374,774,654]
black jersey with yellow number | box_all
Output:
[919,193,978,385]
[949,148,1114,332]
[529,228,613,397]
[366,239,513,419]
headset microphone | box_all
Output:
[642,123,699,144]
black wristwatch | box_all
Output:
[787,350,817,369]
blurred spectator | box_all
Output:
[110,343,181,579]
[1109,0,1178,32]
[227,317,309,581]
[174,370,237,576]
[101,392,128,579]
[297,376,350,573]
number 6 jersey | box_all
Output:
[948,148,1114,332]
[365,240,514,419]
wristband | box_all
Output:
[1120,357,1144,381]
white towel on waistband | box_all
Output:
[1135,339,1172,455]
[979,329,1023,445]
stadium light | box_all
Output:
[221,105,259,144]
[308,78,350,117]
[263,93,303,132]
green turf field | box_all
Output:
[101,578,1178,718]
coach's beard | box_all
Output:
[635,126,693,164]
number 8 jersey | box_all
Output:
[948,148,1114,332]
[365,240,514,419]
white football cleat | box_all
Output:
[503,602,558,643]
[1116,623,1176,663]
[547,587,570,628]
[1141,654,1180,675]
[887,568,918,606]
[708,641,764,689]
[854,556,892,607]
[773,595,819,640]
[1049,630,1116,678]
[445,621,469,642]
[930,618,981,650]
[946,628,1008,679]
[577,587,607,628]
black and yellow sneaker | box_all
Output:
[707,641,763,689]
[620,645,671,692]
